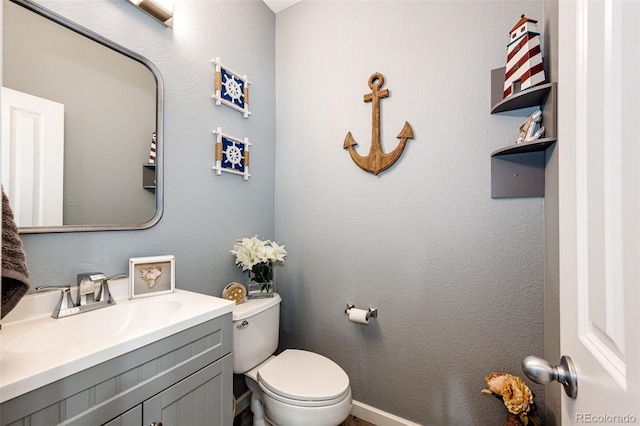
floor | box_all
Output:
[233,406,376,426]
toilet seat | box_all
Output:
[257,349,350,407]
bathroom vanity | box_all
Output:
[0,281,235,426]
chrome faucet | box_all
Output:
[36,273,127,319]
[77,273,107,306]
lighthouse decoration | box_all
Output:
[503,15,546,99]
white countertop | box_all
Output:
[0,279,235,403]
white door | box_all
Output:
[558,0,640,423]
[1,87,64,227]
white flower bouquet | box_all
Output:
[231,236,287,292]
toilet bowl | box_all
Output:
[232,295,352,426]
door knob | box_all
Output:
[522,355,578,399]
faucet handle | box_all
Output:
[106,273,127,281]
[96,273,126,303]
[95,273,126,303]
[35,286,75,318]
[35,285,71,293]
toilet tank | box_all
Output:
[232,293,281,374]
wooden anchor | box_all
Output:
[343,72,414,175]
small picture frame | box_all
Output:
[129,255,175,299]
[212,126,251,181]
[211,57,251,118]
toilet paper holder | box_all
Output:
[345,303,378,319]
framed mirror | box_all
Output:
[2,0,163,233]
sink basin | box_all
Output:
[1,286,235,404]
[4,300,182,354]
[118,299,182,326]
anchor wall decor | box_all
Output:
[343,72,414,175]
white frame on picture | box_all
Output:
[129,255,175,299]
[211,56,251,118]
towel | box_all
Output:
[2,188,30,319]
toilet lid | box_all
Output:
[257,349,350,402]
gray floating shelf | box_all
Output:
[491,153,545,198]
[143,163,156,191]
[491,83,554,114]
[489,68,557,198]
[491,138,556,157]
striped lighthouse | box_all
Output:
[503,15,546,99]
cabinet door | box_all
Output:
[143,355,232,426]
[102,405,142,426]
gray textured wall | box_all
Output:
[4,1,549,424]
[274,1,545,424]
[14,0,276,297]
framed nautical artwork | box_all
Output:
[212,127,251,180]
[129,255,175,299]
[212,57,251,118]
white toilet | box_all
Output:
[232,293,352,426]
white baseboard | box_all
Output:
[234,393,421,426]
[351,400,422,426]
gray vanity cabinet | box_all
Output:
[104,357,230,426]
[142,357,228,425]
[1,314,233,426]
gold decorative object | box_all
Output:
[222,282,247,304]
[343,72,414,175]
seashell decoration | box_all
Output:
[140,265,162,288]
